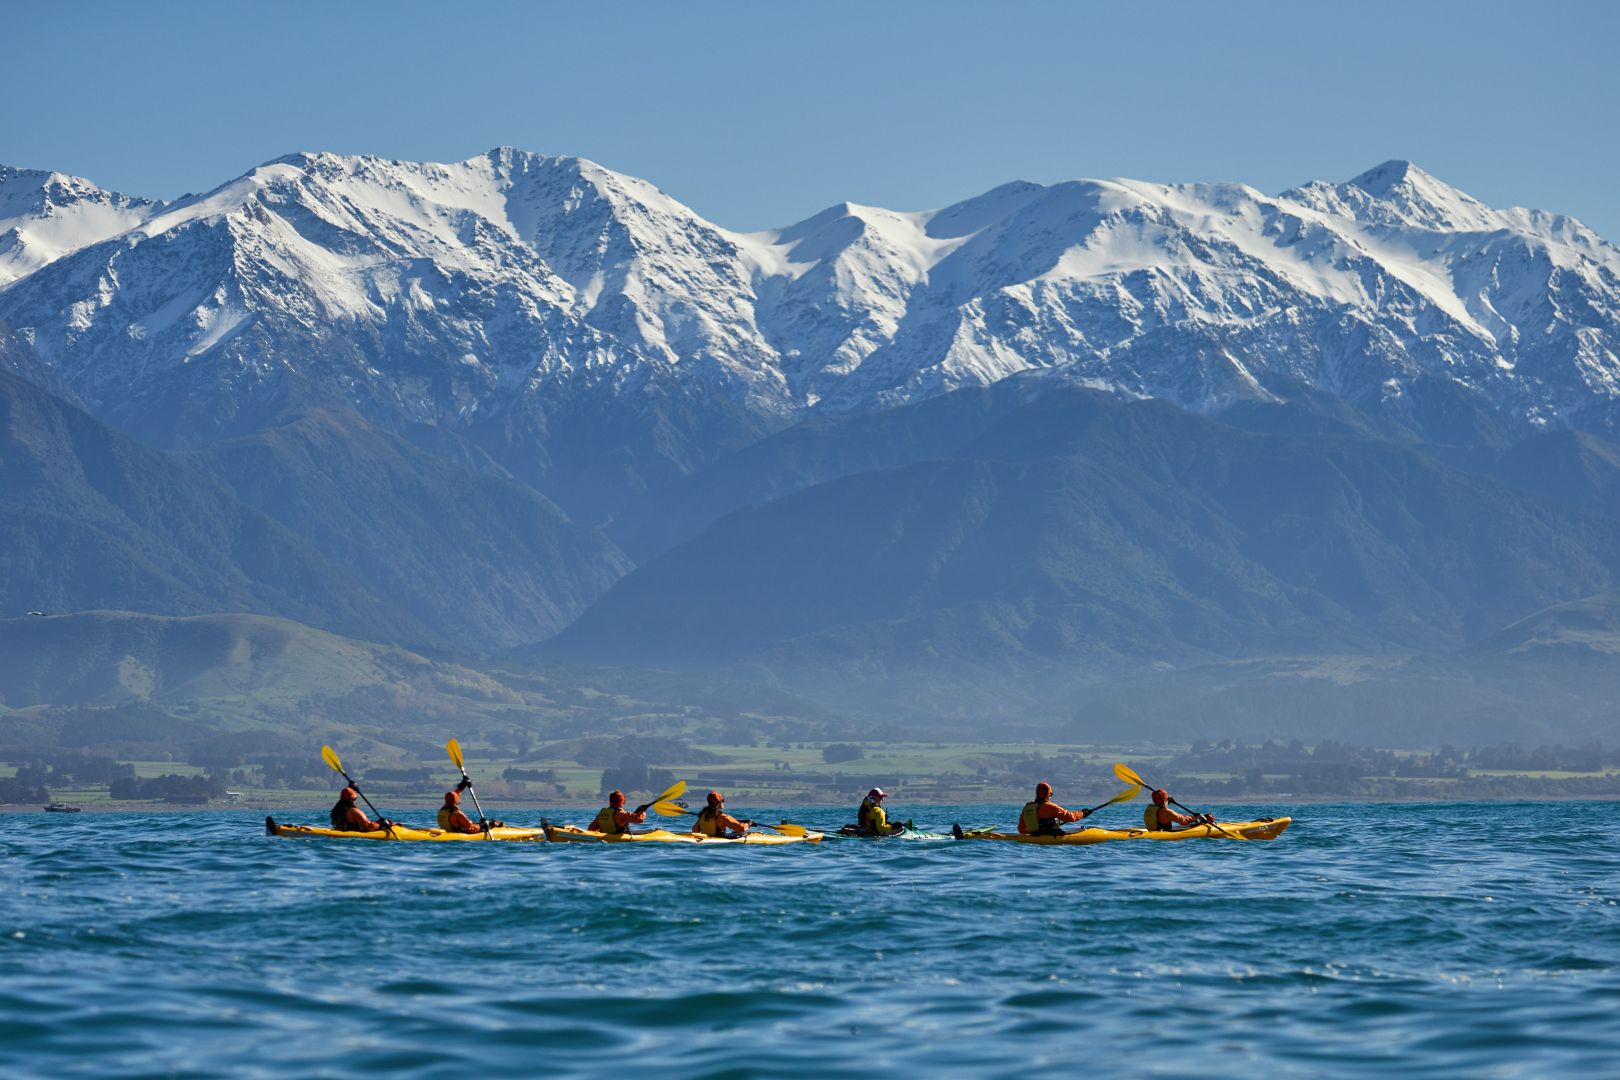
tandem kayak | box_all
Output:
[543,823,821,845]
[265,816,547,842]
[955,818,1291,845]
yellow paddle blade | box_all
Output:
[651,800,691,818]
[321,745,344,775]
[1113,762,1148,788]
[446,738,464,771]
[1103,784,1142,807]
[769,822,810,837]
[650,779,687,806]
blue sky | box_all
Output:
[5,1,1617,236]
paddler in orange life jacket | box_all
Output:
[437,784,505,833]
[692,790,753,838]
[857,788,905,837]
[1145,788,1215,831]
[329,787,395,833]
[1017,781,1089,837]
[588,790,647,837]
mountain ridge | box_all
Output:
[2,150,1618,521]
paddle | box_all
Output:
[320,744,398,839]
[635,780,686,815]
[446,738,492,838]
[1113,762,1236,837]
[573,782,689,836]
[764,821,813,837]
[1083,783,1143,817]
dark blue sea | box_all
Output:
[2,802,1617,1077]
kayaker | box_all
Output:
[692,790,753,838]
[437,788,504,833]
[329,787,395,833]
[589,789,647,837]
[1145,788,1215,831]
[856,787,905,837]
[1017,781,1088,837]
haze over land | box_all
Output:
[4,150,1620,758]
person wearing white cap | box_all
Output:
[856,787,905,837]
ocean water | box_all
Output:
[2,802,1616,1078]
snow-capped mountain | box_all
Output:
[0,166,162,287]
[2,149,1618,517]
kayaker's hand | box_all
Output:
[456,777,472,792]
[1202,813,1216,825]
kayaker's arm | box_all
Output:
[1158,807,1210,828]
[613,808,648,830]
[339,804,392,832]
[445,807,483,834]
[1040,802,1089,825]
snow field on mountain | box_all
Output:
[2,151,1619,451]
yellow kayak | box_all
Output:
[957,817,1291,845]
[543,823,821,845]
[265,816,546,842]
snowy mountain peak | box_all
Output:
[1349,158,1431,196]
[1284,159,1500,232]
[2,151,1619,493]
[0,165,161,286]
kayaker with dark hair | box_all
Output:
[589,790,647,837]
[330,786,394,833]
[1017,781,1088,837]
[857,788,905,837]
[1145,788,1215,831]
[692,790,752,838]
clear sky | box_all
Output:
[4,1,1617,237]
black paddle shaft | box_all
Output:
[1128,770,1236,838]
[458,768,492,835]
[338,769,397,838]
[1166,795,1238,838]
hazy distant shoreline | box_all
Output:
[7,793,1618,815]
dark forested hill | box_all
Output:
[188,410,630,648]
[0,371,418,640]
[548,386,1620,720]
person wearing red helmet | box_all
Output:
[856,787,905,837]
[329,786,394,833]
[437,787,505,833]
[1145,788,1215,831]
[589,790,648,837]
[1017,781,1089,837]
[692,790,753,839]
